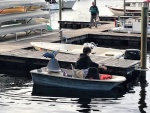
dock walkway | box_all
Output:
[0,48,139,76]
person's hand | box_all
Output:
[101,66,107,70]
[99,65,107,70]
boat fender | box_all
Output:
[83,42,97,49]
[100,74,112,80]
[63,71,68,76]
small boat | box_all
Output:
[45,0,76,10]
[61,0,76,9]
[107,0,150,16]
[110,18,150,34]
[0,7,26,15]
[30,51,126,91]
[31,68,126,91]
[30,42,125,58]
[0,0,47,11]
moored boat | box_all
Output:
[62,0,76,9]
[107,0,150,16]
[45,0,76,10]
[0,7,26,14]
[0,0,47,11]
[32,83,126,98]
[110,18,150,34]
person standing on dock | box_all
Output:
[75,46,107,79]
[89,2,99,28]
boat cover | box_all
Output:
[0,11,49,23]
[0,0,47,10]
[0,23,47,35]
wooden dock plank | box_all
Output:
[1,49,139,69]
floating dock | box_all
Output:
[0,48,139,77]
[58,16,145,29]
[0,19,143,78]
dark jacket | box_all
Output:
[75,53,99,69]
[90,5,99,16]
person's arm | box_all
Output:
[88,56,107,70]
[87,56,99,68]
[96,6,99,15]
[90,61,99,67]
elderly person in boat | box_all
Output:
[75,46,107,79]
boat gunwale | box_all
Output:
[30,69,126,83]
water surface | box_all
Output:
[0,0,150,113]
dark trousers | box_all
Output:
[90,15,97,28]
[85,67,100,79]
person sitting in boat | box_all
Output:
[75,46,107,79]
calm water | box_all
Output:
[0,0,150,113]
[0,68,150,113]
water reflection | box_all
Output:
[77,98,92,113]
[138,71,148,113]
[32,85,126,113]
[0,73,149,113]
[0,75,31,92]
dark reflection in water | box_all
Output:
[138,71,148,113]
[0,75,31,92]
[77,98,92,113]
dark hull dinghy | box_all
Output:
[30,51,126,91]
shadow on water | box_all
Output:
[32,84,126,99]
[138,71,148,113]
[76,98,92,113]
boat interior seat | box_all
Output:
[71,64,84,78]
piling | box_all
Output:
[94,0,96,5]
[123,0,126,16]
[59,0,63,42]
[141,4,148,69]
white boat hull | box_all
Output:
[62,0,76,9]
[108,7,124,16]
[48,0,76,10]
[50,3,59,10]
[107,6,149,16]
[0,0,47,10]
